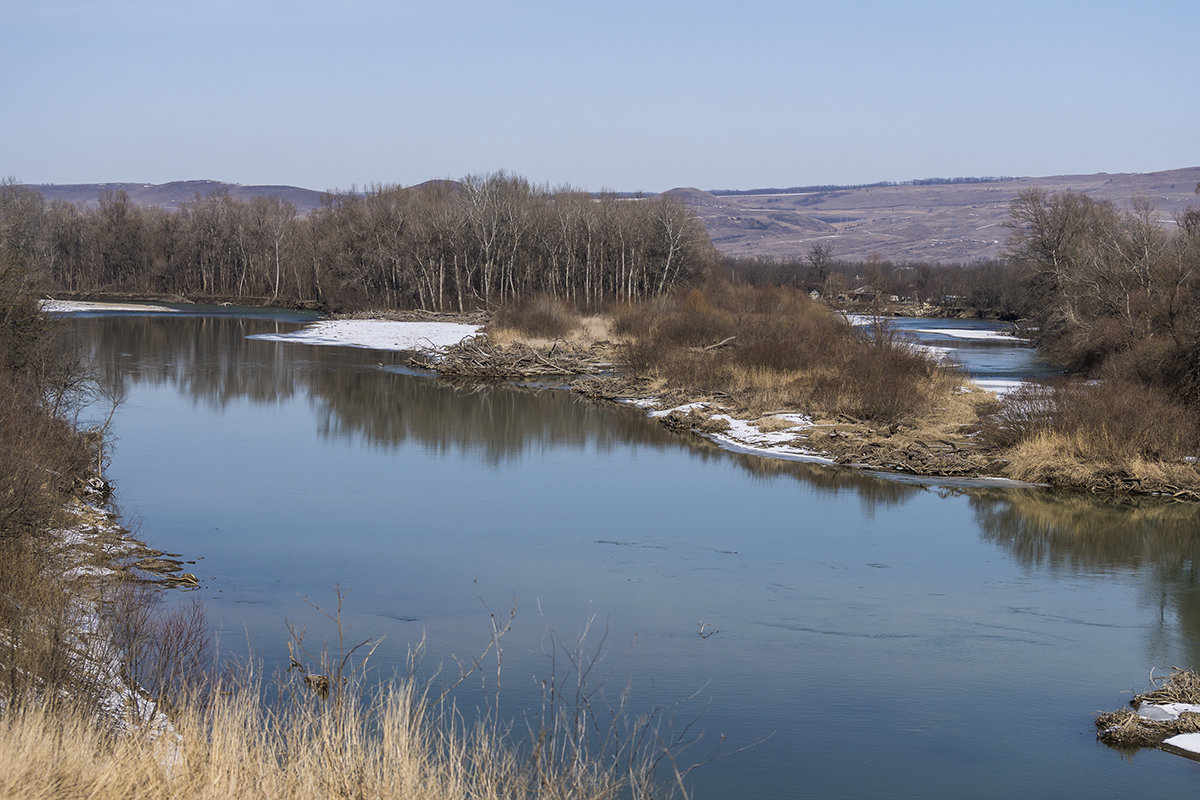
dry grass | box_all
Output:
[490,296,581,341]
[615,284,966,424]
[1097,669,1200,748]
[487,315,615,351]
[1001,431,1200,495]
[0,678,651,800]
[976,377,1200,496]
[0,657,686,800]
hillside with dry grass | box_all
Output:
[677,166,1200,263]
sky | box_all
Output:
[2,0,1197,193]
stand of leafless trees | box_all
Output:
[1005,187,1200,401]
[720,249,1029,318]
[2,173,711,312]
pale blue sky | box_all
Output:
[3,0,1196,192]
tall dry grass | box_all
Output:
[979,378,1200,490]
[616,284,963,422]
[0,671,672,800]
[491,295,581,341]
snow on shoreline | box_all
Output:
[631,400,838,465]
[48,501,178,745]
[913,327,1029,343]
[840,313,1028,342]
[248,319,483,352]
[972,378,1027,397]
[41,299,179,313]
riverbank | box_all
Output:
[245,309,1033,490]
[42,296,1200,499]
[433,309,1199,500]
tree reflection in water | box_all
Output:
[971,489,1200,665]
[67,313,929,511]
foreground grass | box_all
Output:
[0,679,659,800]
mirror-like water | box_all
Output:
[64,312,1200,798]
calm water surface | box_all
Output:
[64,311,1200,799]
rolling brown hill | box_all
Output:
[669,166,1200,263]
[24,180,329,214]
[23,168,1200,264]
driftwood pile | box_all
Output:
[411,336,615,379]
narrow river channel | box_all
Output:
[63,308,1200,799]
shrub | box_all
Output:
[619,281,961,422]
[982,377,1200,462]
[491,294,579,339]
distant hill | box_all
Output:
[666,167,1200,264]
[23,180,329,214]
[23,168,1200,264]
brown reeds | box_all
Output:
[615,283,964,424]
[0,679,639,800]
[492,295,580,340]
[1096,669,1200,748]
[981,379,1200,495]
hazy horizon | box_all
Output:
[4,0,1197,194]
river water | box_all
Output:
[62,309,1200,798]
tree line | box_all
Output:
[1005,186,1200,401]
[721,248,1029,317]
[0,173,712,311]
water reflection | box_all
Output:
[68,314,930,510]
[972,489,1200,664]
[58,312,1200,798]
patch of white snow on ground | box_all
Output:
[912,343,955,360]
[840,313,881,327]
[1164,732,1200,755]
[705,414,836,465]
[47,503,180,753]
[248,319,482,352]
[617,397,660,409]
[647,401,710,418]
[972,378,1027,397]
[40,299,178,313]
[914,327,1028,342]
[1137,703,1200,721]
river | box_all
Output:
[62,308,1200,798]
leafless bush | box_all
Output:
[0,535,95,708]
[621,282,960,422]
[108,581,213,711]
[977,382,1058,448]
[982,378,1200,461]
[492,294,580,339]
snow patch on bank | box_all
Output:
[648,401,709,418]
[912,343,955,360]
[1165,732,1200,756]
[914,327,1028,342]
[706,413,837,465]
[40,299,179,313]
[1137,703,1200,722]
[636,401,835,465]
[248,319,483,353]
[840,314,880,327]
[45,501,179,747]
[972,378,1027,397]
